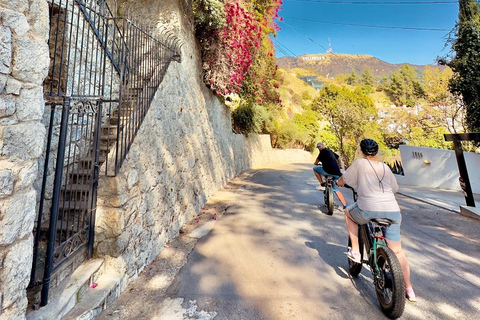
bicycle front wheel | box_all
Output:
[374,246,406,319]
[325,187,334,215]
[347,229,363,277]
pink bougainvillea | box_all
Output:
[203,1,261,94]
[196,0,283,108]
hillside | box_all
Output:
[277,53,431,79]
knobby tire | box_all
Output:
[375,246,406,319]
[325,187,334,215]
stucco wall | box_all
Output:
[396,145,480,193]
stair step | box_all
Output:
[67,172,93,183]
[78,156,107,167]
[59,200,90,211]
[61,184,92,197]
[100,133,118,141]
[61,273,122,320]
[26,259,105,320]
[101,124,120,135]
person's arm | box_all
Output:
[339,159,358,188]
[386,164,399,193]
[314,158,320,165]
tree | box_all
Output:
[361,68,375,86]
[292,109,321,150]
[311,85,379,166]
[441,0,480,132]
[422,66,464,133]
[346,70,359,85]
[383,65,424,107]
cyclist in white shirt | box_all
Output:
[337,139,416,302]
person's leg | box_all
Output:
[313,166,327,185]
[335,191,347,207]
[344,209,359,252]
[332,177,347,207]
[386,240,415,300]
[313,170,324,184]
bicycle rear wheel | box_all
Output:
[324,187,334,215]
[375,246,406,319]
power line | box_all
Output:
[279,20,330,51]
[274,39,298,57]
[283,16,452,31]
[282,0,457,5]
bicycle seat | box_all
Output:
[370,218,392,226]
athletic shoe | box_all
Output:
[406,287,417,302]
[345,248,361,263]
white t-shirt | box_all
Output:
[342,158,400,212]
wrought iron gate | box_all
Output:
[29,0,182,306]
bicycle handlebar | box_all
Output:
[342,184,358,202]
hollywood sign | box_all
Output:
[302,56,326,61]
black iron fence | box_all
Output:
[30,0,182,307]
[386,159,404,175]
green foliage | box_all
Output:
[407,127,451,149]
[311,85,380,166]
[359,85,374,95]
[232,100,274,134]
[347,70,359,85]
[361,68,376,86]
[292,110,321,150]
[441,0,480,132]
[383,65,425,107]
[275,120,309,149]
[232,101,256,134]
[192,0,226,36]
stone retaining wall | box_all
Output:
[0,0,49,319]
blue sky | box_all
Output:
[274,0,459,65]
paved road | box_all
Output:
[98,163,480,320]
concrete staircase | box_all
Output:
[27,259,122,320]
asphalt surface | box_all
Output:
[97,163,480,320]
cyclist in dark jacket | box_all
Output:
[313,142,347,208]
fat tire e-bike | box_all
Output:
[345,187,406,319]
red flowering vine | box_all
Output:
[195,0,284,125]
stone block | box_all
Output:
[1,10,29,36]
[0,169,13,198]
[0,189,36,244]
[0,25,12,74]
[96,207,125,239]
[15,160,37,191]
[5,77,21,95]
[11,36,48,84]
[16,86,44,121]
[0,94,15,120]
[1,122,45,161]
[26,0,49,39]
[0,0,28,13]
[0,73,7,93]
[0,235,32,309]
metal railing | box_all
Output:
[30,0,182,307]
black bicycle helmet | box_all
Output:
[360,138,379,156]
